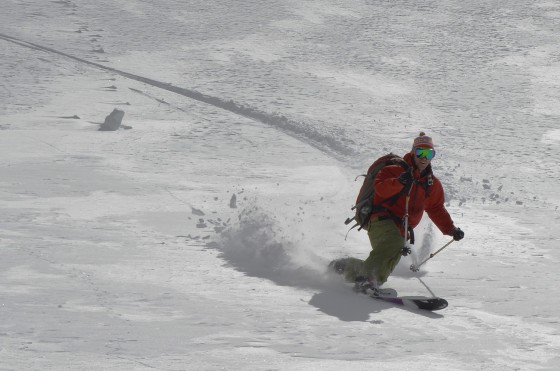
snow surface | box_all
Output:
[1,0,560,370]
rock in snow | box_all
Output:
[99,108,125,131]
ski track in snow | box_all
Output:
[1,0,560,369]
[0,32,355,160]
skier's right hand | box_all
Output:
[398,169,413,187]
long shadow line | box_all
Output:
[1,33,355,159]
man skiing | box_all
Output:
[335,132,464,295]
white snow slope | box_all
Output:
[1,1,560,370]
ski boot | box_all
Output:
[328,258,347,275]
[353,276,381,296]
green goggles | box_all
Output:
[415,147,436,160]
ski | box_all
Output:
[357,284,448,311]
[328,258,448,311]
[371,295,448,311]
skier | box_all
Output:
[337,132,464,294]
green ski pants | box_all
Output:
[343,218,404,285]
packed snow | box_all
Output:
[1,0,559,370]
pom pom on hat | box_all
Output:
[412,131,434,149]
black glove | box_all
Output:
[398,169,413,187]
[452,227,464,241]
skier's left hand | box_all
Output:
[452,227,464,241]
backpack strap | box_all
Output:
[419,166,434,197]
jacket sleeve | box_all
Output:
[425,179,455,235]
[374,165,407,199]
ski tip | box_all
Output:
[417,298,448,311]
[398,296,448,311]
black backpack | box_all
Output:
[345,154,409,232]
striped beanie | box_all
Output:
[412,131,434,149]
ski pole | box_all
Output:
[401,176,413,256]
[410,238,454,272]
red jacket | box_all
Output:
[372,153,455,237]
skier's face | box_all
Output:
[413,147,435,172]
[414,155,431,172]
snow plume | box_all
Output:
[413,222,437,268]
[213,205,332,290]
[392,221,435,278]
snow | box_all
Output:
[1,0,560,370]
